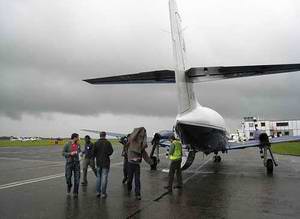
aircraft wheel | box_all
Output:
[150,156,158,170]
[181,150,196,170]
[266,159,273,174]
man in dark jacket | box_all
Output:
[93,131,113,198]
[81,135,97,186]
[62,133,81,197]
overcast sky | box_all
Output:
[0,0,300,138]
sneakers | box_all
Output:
[173,185,183,189]
[81,182,88,186]
[96,193,107,198]
[135,195,141,200]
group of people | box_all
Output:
[62,127,183,200]
[62,131,113,198]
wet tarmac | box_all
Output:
[0,145,300,218]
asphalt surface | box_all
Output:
[0,144,300,219]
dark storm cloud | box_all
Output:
[0,64,177,119]
[1,0,300,129]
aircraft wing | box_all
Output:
[227,140,261,150]
[83,70,175,84]
[83,64,300,85]
[187,64,300,82]
[81,129,126,138]
[226,135,300,150]
[158,139,172,148]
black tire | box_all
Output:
[150,156,157,170]
[266,159,273,174]
[181,150,196,170]
[213,156,221,163]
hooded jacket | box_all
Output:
[93,138,113,168]
[127,127,153,165]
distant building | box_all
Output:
[242,116,300,140]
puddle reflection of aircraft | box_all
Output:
[83,0,300,174]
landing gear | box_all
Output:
[150,133,161,171]
[266,159,273,174]
[259,133,278,174]
[181,149,196,170]
[213,155,221,163]
[263,147,277,174]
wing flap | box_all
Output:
[270,135,300,144]
[227,140,260,150]
[83,70,175,85]
[226,135,300,150]
[187,64,300,82]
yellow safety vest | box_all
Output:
[169,140,182,161]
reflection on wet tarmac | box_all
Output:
[1,146,300,218]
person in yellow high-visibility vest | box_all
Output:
[164,134,183,192]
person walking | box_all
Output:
[127,127,153,200]
[93,131,113,198]
[81,135,97,186]
[62,133,81,197]
[120,135,129,184]
[164,134,183,192]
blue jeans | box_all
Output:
[96,167,109,194]
[65,161,80,194]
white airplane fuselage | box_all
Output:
[169,0,227,154]
[175,104,228,154]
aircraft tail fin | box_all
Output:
[83,0,300,114]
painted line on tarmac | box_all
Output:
[0,157,64,164]
[0,173,66,190]
[0,161,123,190]
[126,157,211,218]
[183,158,211,184]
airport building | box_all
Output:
[242,117,300,140]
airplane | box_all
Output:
[10,136,21,141]
[83,0,300,174]
[10,136,29,141]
